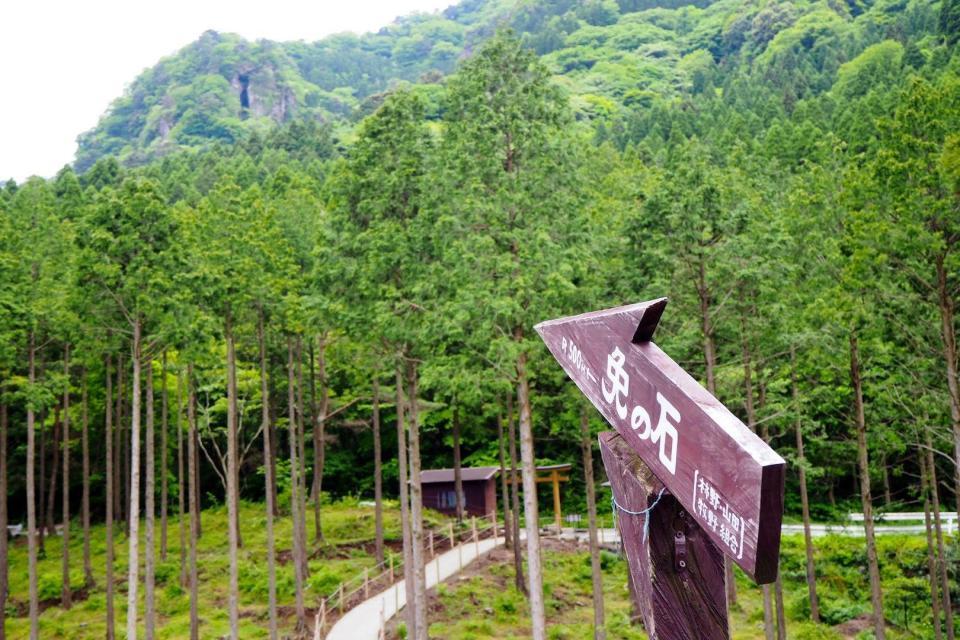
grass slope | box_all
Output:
[416,534,948,640]
[5,498,439,638]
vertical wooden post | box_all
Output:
[600,432,728,640]
[492,510,499,540]
[429,530,434,557]
[553,469,562,533]
[338,583,344,615]
[364,568,370,599]
[389,555,394,582]
[472,517,479,556]
[448,523,455,550]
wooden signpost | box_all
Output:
[535,298,786,639]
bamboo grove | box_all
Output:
[1,27,959,640]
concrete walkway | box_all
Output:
[325,535,505,640]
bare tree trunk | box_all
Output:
[0,401,8,640]
[225,311,240,640]
[104,355,115,640]
[122,361,130,535]
[774,572,786,640]
[373,375,384,566]
[259,309,278,640]
[288,338,307,634]
[294,337,309,579]
[791,346,819,623]
[935,256,960,528]
[39,404,46,554]
[881,456,892,507]
[126,318,143,640]
[406,360,428,640]
[396,365,416,640]
[45,405,59,539]
[517,346,546,640]
[507,391,525,594]
[145,357,156,640]
[177,366,187,589]
[160,351,169,561]
[187,365,200,640]
[850,332,885,640]
[699,263,734,610]
[926,427,955,640]
[61,344,72,609]
[114,361,123,525]
[581,405,605,640]
[81,369,93,587]
[453,403,464,522]
[310,336,328,544]
[26,333,39,640]
[497,411,512,549]
[921,451,944,640]
[193,418,201,538]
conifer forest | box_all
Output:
[1,0,960,637]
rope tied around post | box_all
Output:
[612,487,667,543]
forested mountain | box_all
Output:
[3,0,960,638]
[76,0,958,170]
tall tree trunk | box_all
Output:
[396,365,416,640]
[407,360,428,640]
[791,346,820,623]
[122,361,130,534]
[935,255,960,527]
[741,326,773,640]
[104,355,115,640]
[225,311,240,640]
[373,375,384,566]
[507,391,525,594]
[310,336,328,543]
[61,345,72,609]
[921,451,944,640]
[145,357,156,640]
[38,405,46,555]
[126,318,143,640]
[193,419,201,538]
[0,401,8,640]
[45,405,60,539]
[516,345,546,640]
[160,351,169,561]
[259,309,278,640]
[81,369,93,587]
[294,337,309,579]
[453,403,464,522]
[287,338,307,634]
[850,331,885,640]
[580,405,605,640]
[26,334,39,640]
[881,456,892,507]
[496,411,512,550]
[114,360,123,525]
[925,426,955,640]
[699,262,734,609]
[177,366,187,589]
[187,366,200,640]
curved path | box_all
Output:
[325,535,506,640]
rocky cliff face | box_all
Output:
[75,31,315,171]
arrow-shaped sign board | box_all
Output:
[535,299,785,584]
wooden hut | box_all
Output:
[420,466,499,517]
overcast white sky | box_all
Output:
[0,0,453,183]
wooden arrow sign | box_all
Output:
[535,299,785,583]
